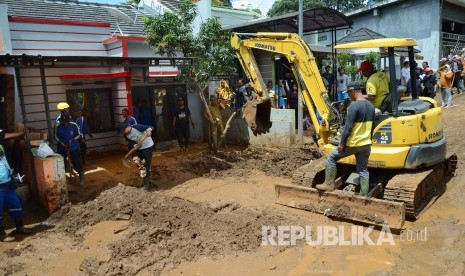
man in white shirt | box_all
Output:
[401,61,410,86]
[336,67,349,101]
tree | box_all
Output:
[364,51,379,64]
[120,0,140,6]
[251,8,262,15]
[324,0,365,12]
[267,0,366,17]
[267,0,325,17]
[144,0,237,152]
[336,52,357,80]
[211,0,233,8]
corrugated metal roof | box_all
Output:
[226,7,352,33]
[159,0,180,13]
[0,0,159,36]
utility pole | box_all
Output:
[298,0,303,147]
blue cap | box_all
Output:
[347,81,361,91]
[116,123,128,134]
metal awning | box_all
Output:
[335,38,421,58]
[60,71,130,80]
[335,29,421,55]
[225,7,352,33]
[335,38,418,49]
[309,44,334,53]
[0,55,193,68]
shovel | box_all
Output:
[66,147,78,179]
[122,133,149,168]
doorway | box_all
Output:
[131,84,187,142]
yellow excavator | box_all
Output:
[230,32,457,229]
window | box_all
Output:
[318,34,328,42]
[66,88,114,133]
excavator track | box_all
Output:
[383,154,457,220]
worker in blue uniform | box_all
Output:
[0,130,32,242]
[55,114,85,185]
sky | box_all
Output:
[81,0,276,15]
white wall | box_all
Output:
[0,4,11,55]
[105,40,123,57]
[1,5,21,129]
[127,41,155,57]
[212,7,260,28]
[193,0,211,35]
[9,22,110,56]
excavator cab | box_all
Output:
[335,38,425,116]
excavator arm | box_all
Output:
[230,32,340,146]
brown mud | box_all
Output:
[1,93,465,275]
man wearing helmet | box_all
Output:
[55,114,85,185]
[421,67,437,98]
[357,60,390,109]
[56,102,73,123]
[54,102,74,150]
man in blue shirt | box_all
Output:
[236,79,247,109]
[55,115,85,185]
[55,102,73,124]
[321,65,335,95]
[122,108,138,150]
[0,130,31,242]
[76,106,93,165]
[122,108,137,126]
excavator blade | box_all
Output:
[275,183,406,230]
[242,98,272,135]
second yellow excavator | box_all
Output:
[230,32,457,229]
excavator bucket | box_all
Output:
[242,98,272,135]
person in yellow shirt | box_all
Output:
[216,79,232,109]
[316,82,375,196]
[204,95,225,148]
[357,61,390,109]
[437,64,454,108]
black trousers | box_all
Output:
[58,146,83,173]
[176,125,190,148]
[137,146,154,178]
[79,140,87,163]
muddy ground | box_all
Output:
[1,93,465,275]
